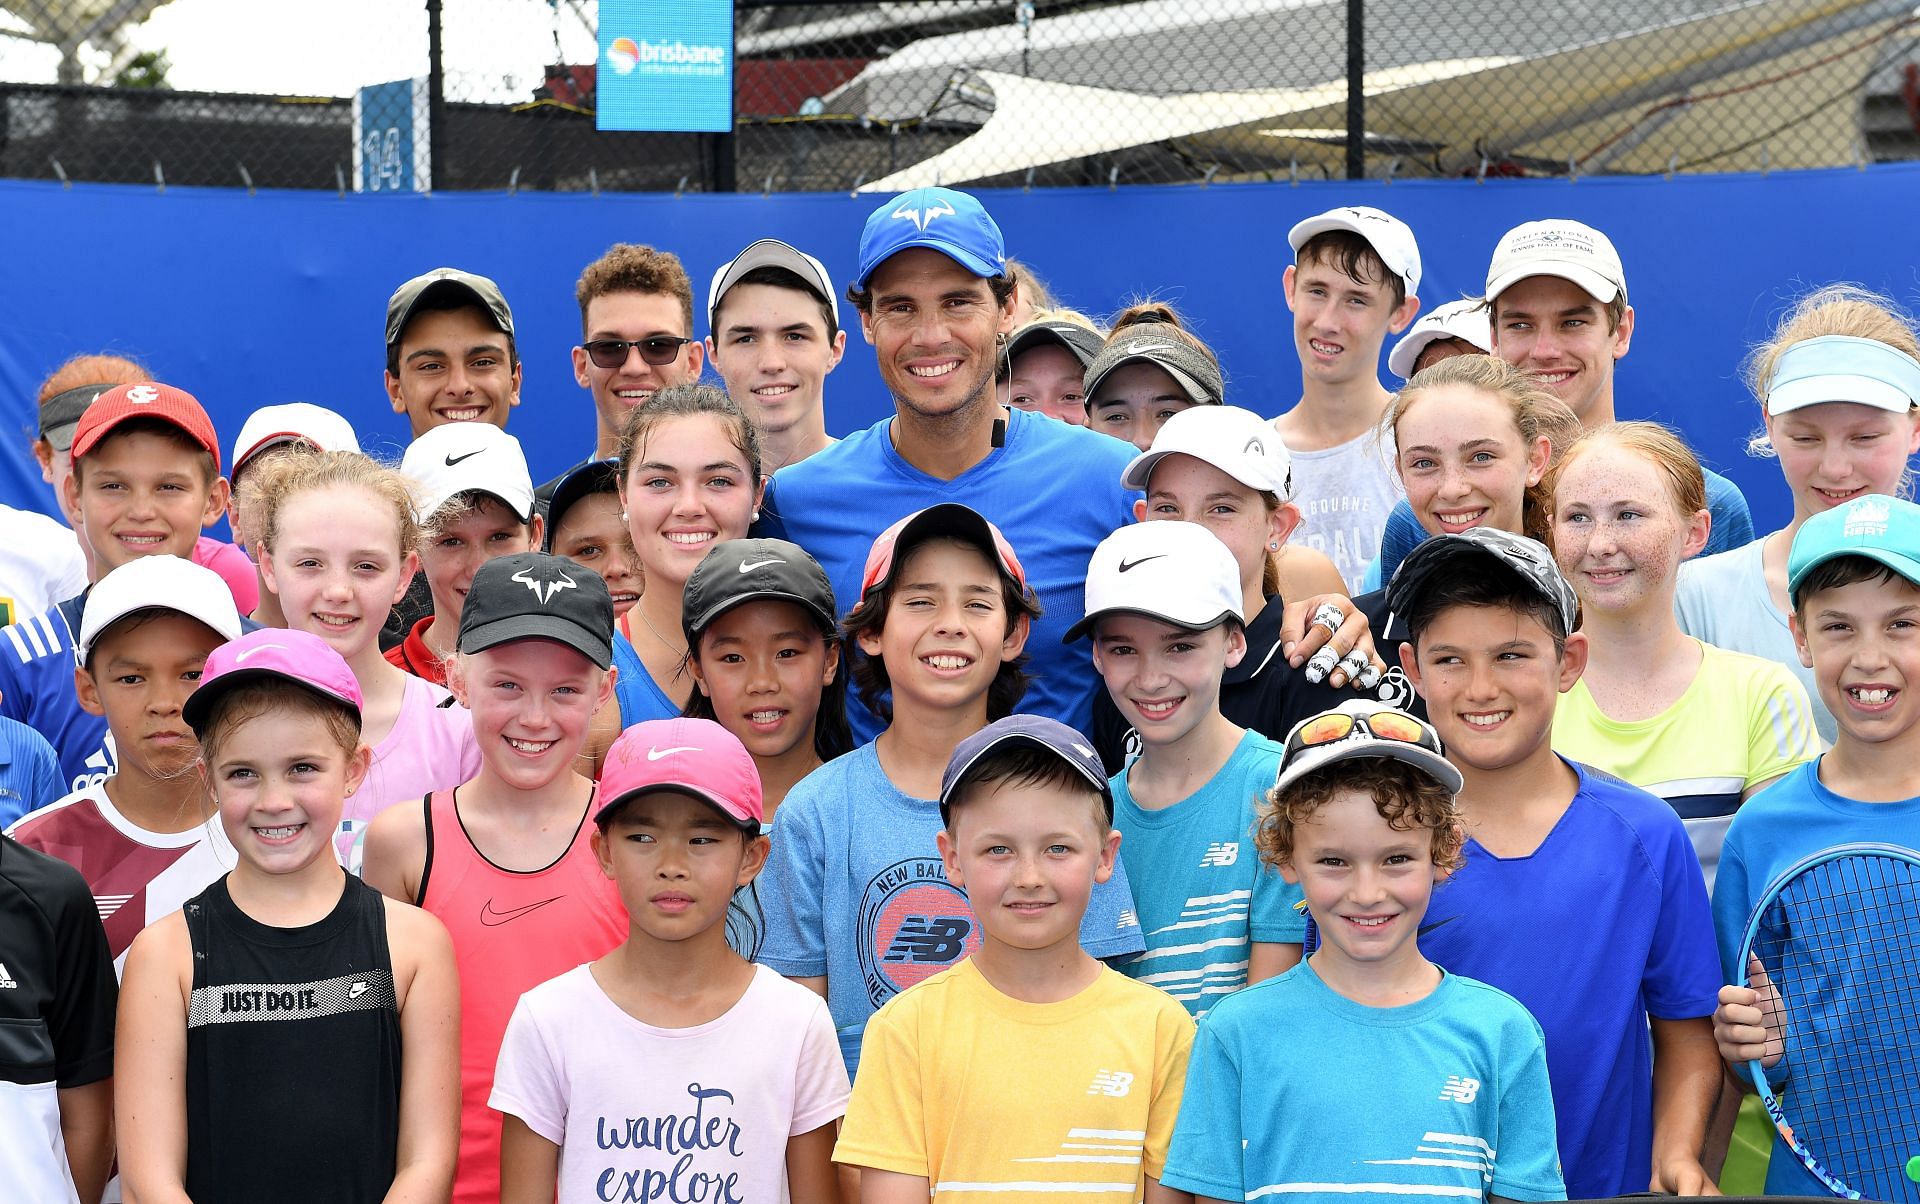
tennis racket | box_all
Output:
[1736,842,1920,1201]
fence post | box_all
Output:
[1346,0,1364,180]
[426,0,447,191]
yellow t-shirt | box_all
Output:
[834,958,1195,1198]
[1553,638,1818,887]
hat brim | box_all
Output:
[592,783,757,830]
[1767,373,1915,417]
[1063,605,1239,644]
[420,485,535,527]
[1121,446,1276,494]
[459,615,613,670]
[542,462,621,551]
[1274,738,1464,797]
[1006,325,1102,369]
[1085,354,1219,407]
[1386,538,1576,636]
[390,278,512,349]
[1789,546,1920,604]
[857,237,1001,288]
[1486,262,1621,306]
[708,241,836,328]
[182,666,360,737]
[683,590,837,644]
[868,503,1021,594]
[938,730,1111,822]
[42,422,78,453]
[1387,332,1447,380]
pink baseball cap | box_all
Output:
[859,503,1028,598]
[595,717,763,829]
[182,628,365,737]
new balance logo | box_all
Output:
[882,916,970,964]
[892,200,956,230]
[1116,910,1138,929]
[1439,1075,1481,1103]
[1087,1069,1134,1097]
[1199,842,1239,868]
[0,962,16,989]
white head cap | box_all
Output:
[400,423,535,525]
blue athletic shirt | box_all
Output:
[756,740,1145,1078]
[1110,729,1303,1015]
[1365,466,1755,591]
[1414,760,1720,1200]
[1162,960,1565,1203]
[0,595,112,794]
[608,630,680,729]
[1712,758,1920,1200]
[755,406,1138,742]
[0,717,60,829]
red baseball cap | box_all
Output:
[860,503,1028,598]
[595,717,764,829]
[70,382,222,473]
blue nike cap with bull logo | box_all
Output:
[855,187,1007,288]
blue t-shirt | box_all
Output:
[0,595,112,794]
[0,716,60,829]
[755,407,1138,742]
[1111,729,1303,1015]
[1712,758,1920,1200]
[609,630,680,729]
[756,740,1145,1077]
[1162,960,1566,1203]
[1366,465,1755,590]
[1415,761,1721,1200]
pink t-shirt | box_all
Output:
[336,674,481,869]
[192,535,260,615]
[491,963,850,1203]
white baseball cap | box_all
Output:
[79,555,244,662]
[707,239,839,333]
[1485,219,1627,306]
[1387,298,1494,379]
[1122,405,1293,500]
[1288,206,1422,299]
[1064,521,1243,642]
[400,422,535,525]
[231,403,361,476]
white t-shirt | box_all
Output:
[1283,429,1405,592]
[0,506,85,627]
[491,963,850,1204]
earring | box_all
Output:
[1268,542,1280,551]
[752,509,761,522]
[621,510,628,521]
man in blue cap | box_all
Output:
[755,188,1138,740]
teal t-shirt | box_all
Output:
[1110,729,1303,1015]
[1163,960,1567,1202]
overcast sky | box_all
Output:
[1,0,601,101]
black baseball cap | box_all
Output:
[386,268,516,366]
[1386,527,1578,638]
[1082,331,1224,407]
[939,713,1113,824]
[38,383,116,452]
[458,552,614,669]
[682,538,837,644]
[1005,320,1105,371]
[543,459,621,553]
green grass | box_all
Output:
[1719,1095,1773,1195]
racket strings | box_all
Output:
[1748,852,1920,1201]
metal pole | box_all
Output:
[713,0,737,191]
[427,0,447,190]
[1345,0,1364,180]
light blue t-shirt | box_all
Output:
[1675,536,1835,744]
[1162,960,1566,1203]
[1110,729,1302,1015]
[1413,761,1721,1200]
[1712,758,1920,1200]
[1366,464,1755,590]
[756,741,1145,1077]
[755,407,1138,742]
[0,715,59,829]
[609,630,681,729]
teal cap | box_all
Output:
[1787,493,1920,604]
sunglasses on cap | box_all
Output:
[583,336,695,369]
[1284,706,1439,760]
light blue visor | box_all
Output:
[1766,334,1920,416]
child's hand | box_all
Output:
[1278,594,1384,689]
[1712,957,1784,1069]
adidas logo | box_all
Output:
[0,962,16,989]
[1087,1069,1134,1097]
[1199,842,1239,868]
[1438,1074,1481,1104]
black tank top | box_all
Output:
[184,873,402,1203]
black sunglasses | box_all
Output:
[583,336,694,369]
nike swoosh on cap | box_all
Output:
[444,449,483,467]
[647,745,699,760]
[232,642,290,664]
[737,558,782,573]
[480,896,564,927]
[1117,555,1166,572]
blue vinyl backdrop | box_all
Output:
[1,163,1915,535]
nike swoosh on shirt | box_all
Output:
[444,450,483,467]
[480,896,564,926]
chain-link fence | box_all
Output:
[1,0,1917,193]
